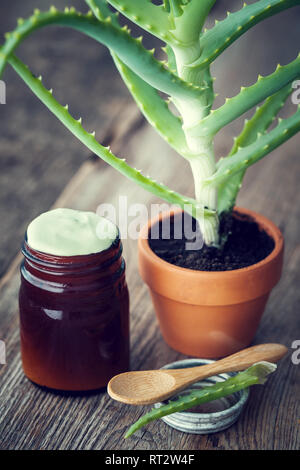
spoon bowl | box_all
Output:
[108,370,177,404]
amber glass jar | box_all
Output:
[19,234,129,391]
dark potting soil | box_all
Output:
[148,210,275,271]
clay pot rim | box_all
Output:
[138,206,284,279]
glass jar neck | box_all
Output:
[21,234,125,289]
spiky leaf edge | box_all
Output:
[0,7,206,104]
[186,55,300,137]
[86,0,189,156]
[187,0,300,73]
[8,54,216,221]
[217,83,293,214]
[205,106,300,187]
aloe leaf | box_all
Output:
[112,55,189,156]
[0,8,205,103]
[105,0,173,43]
[205,106,300,188]
[217,84,293,214]
[187,55,300,137]
[195,0,300,71]
[9,53,212,220]
[169,0,185,18]
[171,0,216,45]
[86,0,188,156]
[163,0,170,13]
[162,44,177,73]
[85,0,120,26]
[229,85,293,156]
[125,361,276,438]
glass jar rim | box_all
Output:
[22,231,121,270]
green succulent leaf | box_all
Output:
[125,361,276,438]
[87,0,188,156]
[187,54,300,137]
[205,106,300,188]
[163,0,170,13]
[0,8,205,103]
[85,0,120,26]
[229,84,293,155]
[113,56,189,156]
[162,1,192,17]
[217,83,293,214]
[171,0,216,45]
[8,53,204,217]
[105,0,174,43]
[169,0,185,18]
[195,0,300,71]
[162,44,177,73]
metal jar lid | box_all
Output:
[154,358,249,434]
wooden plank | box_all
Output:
[0,0,300,451]
[0,115,299,449]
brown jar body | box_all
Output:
[19,236,129,391]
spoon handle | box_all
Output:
[169,343,287,386]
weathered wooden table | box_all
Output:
[0,0,299,450]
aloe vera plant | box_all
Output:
[1,0,300,245]
[125,361,277,438]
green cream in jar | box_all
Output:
[27,208,118,256]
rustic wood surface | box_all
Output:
[0,0,299,450]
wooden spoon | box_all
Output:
[107,343,287,405]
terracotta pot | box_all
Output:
[138,207,284,358]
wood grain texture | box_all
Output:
[0,0,300,451]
